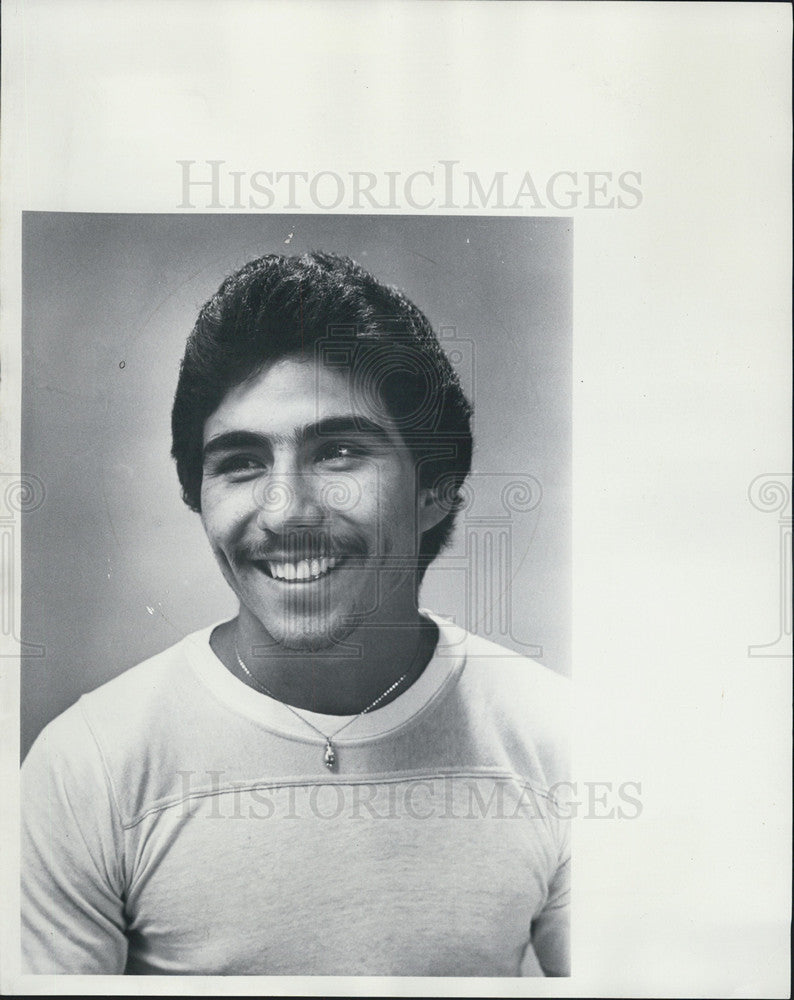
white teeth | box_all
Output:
[265,556,341,581]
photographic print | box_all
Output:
[20,213,572,977]
[1,2,790,997]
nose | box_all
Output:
[253,470,324,536]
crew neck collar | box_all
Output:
[183,610,467,745]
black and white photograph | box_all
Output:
[19,214,572,976]
[1,2,790,997]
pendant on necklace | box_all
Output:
[323,739,336,771]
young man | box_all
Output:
[21,252,570,976]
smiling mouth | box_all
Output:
[254,555,344,583]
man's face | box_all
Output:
[200,356,442,650]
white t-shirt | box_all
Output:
[21,613,570,976]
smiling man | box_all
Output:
[199,358,442,712]
[21,251,570,977]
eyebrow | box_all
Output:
[202,416,393,463]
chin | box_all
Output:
[258,612,359,653]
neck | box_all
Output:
[213,606,438,716]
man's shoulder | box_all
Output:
[459,628,569,733]
[430,613,570,708]
[80,627,207,712]
[26,627,212,772]
[427,614,570,785]
[23,625,219,823]
[458,626,569,686]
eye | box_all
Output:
[217,455,267,477]
[315,441,366,464]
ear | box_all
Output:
[417,486,449,535]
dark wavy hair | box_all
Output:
[171,251,473,574]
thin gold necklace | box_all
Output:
[234,642,420,771]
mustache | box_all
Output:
[244,530,370,562]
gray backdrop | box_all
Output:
[21,214,571,758]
